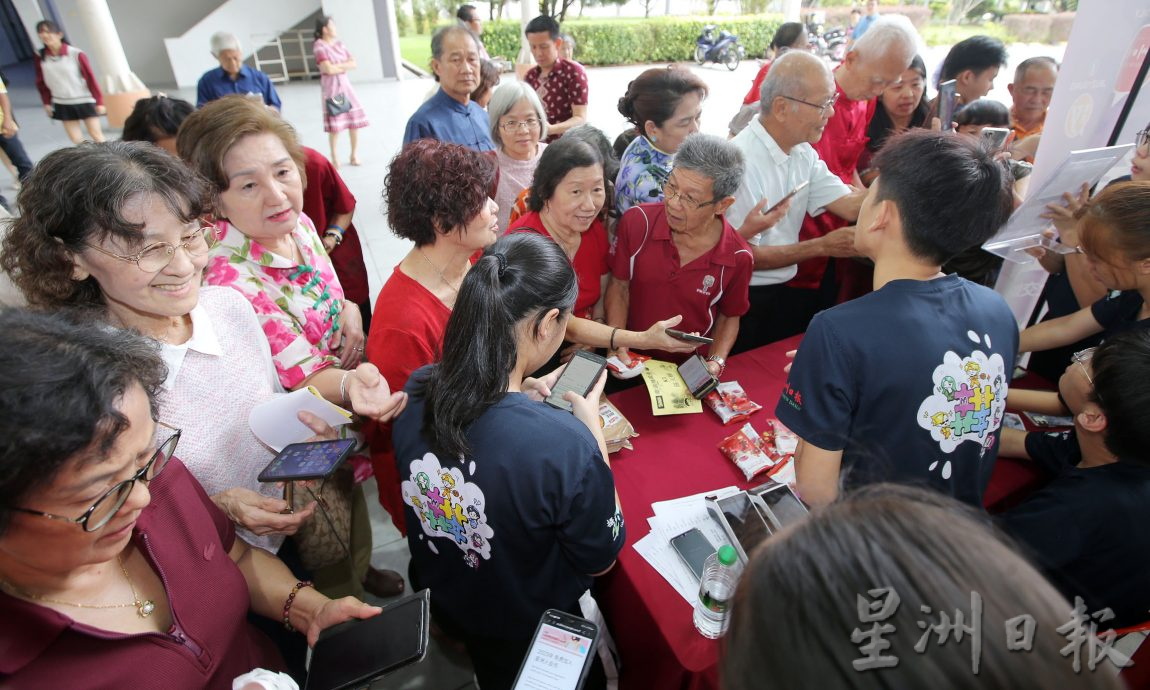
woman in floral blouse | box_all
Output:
[614,66,708,216]
[178,95,406,600]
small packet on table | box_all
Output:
[766,419,798,455]
[704,381,762,425]
[718,422,778,481]
[606,352,650,380]
[599,397,638,453]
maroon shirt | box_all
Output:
[0,459,283,689]
[525,59,589,143]
[508,212,609,320]
[302,146,370,305]
[610,203,752,361]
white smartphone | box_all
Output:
[981,126,1011,151]
[512,609,599,690]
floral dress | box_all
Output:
[614,135,674,216]
[203,213,344,390]
[314,39,369,134]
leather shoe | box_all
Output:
[363,567,405,597]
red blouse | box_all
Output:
[507,212,609,319]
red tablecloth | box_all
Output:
[599,337,800,690]
[598,338,1054,690]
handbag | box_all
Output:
[325,94,351,117]
[291,463,354,571]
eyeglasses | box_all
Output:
[500,118,541,132]
[1136,129,1149,154]
[1071,347,1103,403]
[84,222,213,273]
[782,93,839,117]
[17,422,180,532]
[663,180,717,209]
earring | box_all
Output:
[650,134,657,144]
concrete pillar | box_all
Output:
[782,0,802,22]
[372,0,403,80]
[73,0,149,127]
[321,0,385,81]
[12,0,43,49]
[515,0,534,80]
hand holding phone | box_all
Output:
[938,80,958,132]
[512,610,599,690]
[763,181,809,215]
[980,126,1012,151]
[258,438,356,483]
[666,328,714,345]
[545,351,608,412]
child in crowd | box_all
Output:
[954,97,1011,136]
[1000,329,1150,628]
[776,130,1016,508]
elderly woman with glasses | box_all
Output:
[488,81,548,232]
[606,133,752,372]
[0,308,380,687]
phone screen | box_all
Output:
[759,486,808,528]
[671,528,716,581]
[678,355,716,397]
[938,80,958,132]
[546,353,606,412]
[305,590,429,690]
[716,493,772,556]
[513,615,596,690]
[258,438,356,482]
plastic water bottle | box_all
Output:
[693,544,741,639]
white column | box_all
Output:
[11,0,43,49]
[372,0,403,80]
[782,0,802,22]
[517,0,534,70]
[73,0,146,93]
[323,0,385,81]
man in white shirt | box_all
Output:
[726,51,865,352]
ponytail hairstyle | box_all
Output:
[418,233,577,460]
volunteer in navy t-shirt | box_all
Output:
[776,275,1019,506]
[391,366,625,642]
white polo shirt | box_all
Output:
[725,118,851,286]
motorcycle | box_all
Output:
[694,24,745,71]
[804,12,848,63]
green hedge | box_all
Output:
[471,15,786,66]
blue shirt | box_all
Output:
[776,274,1019,506]
[392,366,624,641]
[852,13,877,40]
[196,65,281,110]
[403,89,495,152]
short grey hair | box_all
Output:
[851,15,918,63]
[673,133,745,200]
[760,51,829,113]
[488,81,549,147]
[431,25,479,61]
[210,31,241,56]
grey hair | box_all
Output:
[210,31,241,56]
[488,81,549,148]
[431,24,479,61]
[760,51,829,113]
[673,133,745,200]
[851,14,918,62]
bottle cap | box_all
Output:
[717,545,738,566]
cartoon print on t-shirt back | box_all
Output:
[402,452,493,568]
[917,331,1008,472]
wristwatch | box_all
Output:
[706,355,726,377]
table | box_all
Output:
[599,337,799,690]
[598,337,1053,690]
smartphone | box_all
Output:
[257,438,356,483]
[938,79,958,132]
[512,609,599,690]
[755,483,809,530]
[666,328,714,345]
[545,351,608,412]
[670,527,717,581]
[981,126,1011,151]
[677,354,719,399]
[305,589,430,690]
[763,180,810,215]
[706,491,773,564]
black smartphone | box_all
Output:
[666,328,714,345]
[678,354,719,399]
[257,438,356,483]
[670,527,716,581]
[512,609,599,690]
[755,483,809,530]
[763,180,809,215]
[305,589,430,690]
[707,491,772,564]
[546,351,608,412]
[938,79,958,132]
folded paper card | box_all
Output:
[249,386,353,452]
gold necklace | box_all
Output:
[417,249,461,295]
[1,556,156,618]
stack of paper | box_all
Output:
[632,486,740,605]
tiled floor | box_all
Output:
[0,41,1063,687]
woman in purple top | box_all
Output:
[314,16,369,168]
[0,310,381,688]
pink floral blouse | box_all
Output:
[204,213,345,389]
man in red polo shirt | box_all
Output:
[790,15,917,314]
[524,15,588,143]
[606,134,752,376]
